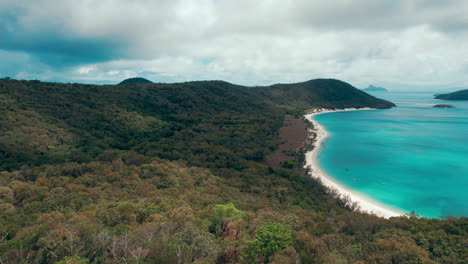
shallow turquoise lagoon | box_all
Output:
[314,92,468,218]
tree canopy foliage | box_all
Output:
[0,78,465,264]
[244,222,293,263]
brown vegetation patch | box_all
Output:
[265,117,308,167]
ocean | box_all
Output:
[314,91,468,218]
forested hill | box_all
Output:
[1,78,465,264]
[0,78,393,171]
[118,77,153,84]
[262,79,394,109]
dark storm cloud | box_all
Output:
[0,6,126,68]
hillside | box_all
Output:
[0,78,465,264]
[264,79,394,109]
[362,85,388,92]
[435,89,468,100]
[0,78,394,171]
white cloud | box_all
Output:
[1,0,468,90]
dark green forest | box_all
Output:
[434,89,468,100]
[0,78,465,264]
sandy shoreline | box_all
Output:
[304,108,404,218]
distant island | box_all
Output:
[118,77,153,84]
[362,85,388,92]
[433,104,455,108]
[434,89,468,100]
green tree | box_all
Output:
[244,222,293,263]
[210,203,244,234]
[182,227,221,261]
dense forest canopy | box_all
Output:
[0,78,465,264]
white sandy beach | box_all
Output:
[304,108,404,218]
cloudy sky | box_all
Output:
[1,0,468,90]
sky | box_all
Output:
[1,0,468,90]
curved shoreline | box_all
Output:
[304,108,405,218]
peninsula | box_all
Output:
[434,89,468,100]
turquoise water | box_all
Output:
[315,92,468,218]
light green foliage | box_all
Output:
[54,255,88,264]
[210,203,244,234]
[244,222,292,263]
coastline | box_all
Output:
[304,108,405,218]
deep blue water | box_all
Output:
[314,91,468,218]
